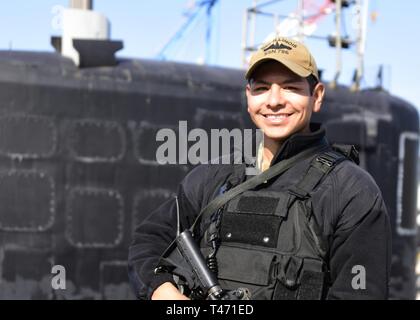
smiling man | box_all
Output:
[128,37,392,300]
[247,58,323,172]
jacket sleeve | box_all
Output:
[326,166,392,300]
[127,165,208,300]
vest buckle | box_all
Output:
[315,155,334,167]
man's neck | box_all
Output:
[260,125,312,171]
[261,138,281,172]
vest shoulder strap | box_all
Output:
[288,148,350,200]
[332,143,360,165]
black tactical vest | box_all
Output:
[200,146,357,300]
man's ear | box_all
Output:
[246,83,252,96]
[246,83,251,113]
[312,82,325,113]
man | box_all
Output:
[128,37,391,300]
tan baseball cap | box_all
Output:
[245,37,319,81]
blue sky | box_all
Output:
[0,0,419,110]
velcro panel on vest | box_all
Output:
[238,196,278,214]
[227,191,291,218]
[221,212,281,247]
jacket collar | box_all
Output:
[269,122,328,166]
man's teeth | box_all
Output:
[265,114,289,119]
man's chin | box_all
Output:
[263,132,289,142]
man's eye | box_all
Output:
[253,86,268,92]
[284,86,298,91]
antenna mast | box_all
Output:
[157,0,219,64]
[242,0,369,91]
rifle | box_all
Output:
[155,229,251,300]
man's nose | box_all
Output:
[267,84,285,108]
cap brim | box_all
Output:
[245,57,313,80]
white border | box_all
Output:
[396,131,419,236]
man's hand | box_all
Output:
[151,282,190,300]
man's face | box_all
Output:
[246,61,324,143]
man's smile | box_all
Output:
[260,113,293,124]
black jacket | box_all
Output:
[128,123,392,300]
